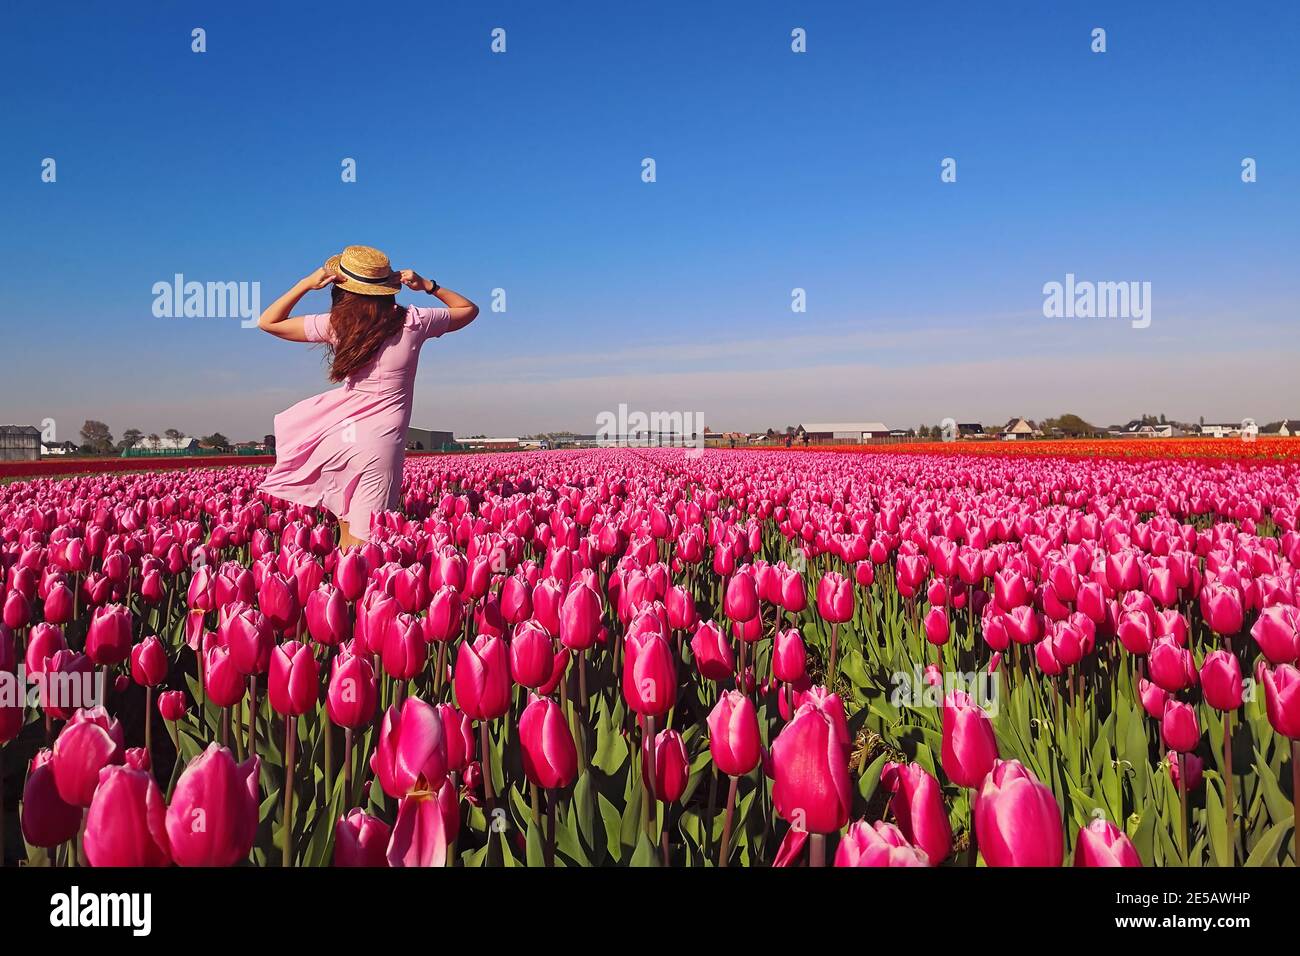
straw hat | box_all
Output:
[324,245,402,295]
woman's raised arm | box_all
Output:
[257,268,339,341]
[398,270,479,333]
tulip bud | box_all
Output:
[52,709,126,807]
[519,695,578,789]
[84,765,171,866]
[158,689,189,722]
[815,571,854,624]
[454,635,511,721]
[335,808,391,867]
[165,744,260,866]
[86,603,133,666]
[707,691,760,777]
[21,749,82,848]
[652,728,689,803]
[941,691,999,789]
[835,820,931,867]
[327,649,378,729]
[1200,649,1243,711]
[771,701,851,834]
[1160,699,1200,753]
[269,640,319,717]
[1261,663,1300,739]
[974,759,1064,866]
[881,761,952,863]
[510,620,554,689]
[1074,818,1142,867]
[129,636,168,687]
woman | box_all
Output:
[257,245,479,548]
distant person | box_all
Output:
[785,434,792,448]
[257,246,479,548]
[729,436,736,449]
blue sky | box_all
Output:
[1,0,1296,440]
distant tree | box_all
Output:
[1053,413,1099,437]
[164,428,184,442]
[120,428,144,450]
[201,432,230,450]
[1199,415,1205,427]
[263,434,276,453]
[147,433,161,450]
[79,420,114,454]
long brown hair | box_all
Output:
[325,286,406,381]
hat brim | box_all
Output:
[324,253,402,296]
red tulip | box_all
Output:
[335,548,369,601]
[1168,750,1204,791]
[164,744,260,866]
[974,759,1064,866]
[772,628,807,683]
[158,689,188,722]
[129,636,168,687]
[518,694,578,789]
[707,691,760,777]
[724,571,760,623]
[1161,699,1201,753]
[923,606,949,645]
[422,585,463,644]
[220,603,274,676]
[1201,583,1243,636]
[382,612,425,681]
[86,603,133,666]
[1148,637,1198,693]
[689,620,734,682]
[84,765,171,866]
[21,749,82,848]
[306,582,351,647]
[258,571,300,632]
[653,728,690,802]
[666,585,697,631]
[203,645,245,708]
[1251,605,1299,665]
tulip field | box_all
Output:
[2,447,1299,869]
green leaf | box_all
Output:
[1244,818,1291,867]
[1205,779,1231,868]
[629,832,659,867]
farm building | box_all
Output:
[1199,423,1242,438]
[795,422,890,444]
[41,440,79,456]
[455,436,520,451]
[958,423,985,437]
[406,427,456,452]
[1263,420,1300,436]
[999,418,1039,440]
[0,425,41,461]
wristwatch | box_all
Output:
[426,279,440,294]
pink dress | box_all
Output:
[259,305,452,540]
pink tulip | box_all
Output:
[52,709,126,807]
[816,572,854,623]
[771,700,851,834]
[623,629,677,717]
[84,765,171,866]
[269,640,319,717]
[1200,650,1243,711]
[454,635,512,721]
[387,792,449,867]
[835,820,931,867]
[519,694,578,789]
[1261,663,1300,739]
[335,808,392,867]
[327,648,378,728]
[1074,819,1142,867]
[129,635,168,687]
[941,691,999,788]
[370,697,448,797]
[975,759,1064,867]
[165,744,260,866]
[1161,699,1201,753]
[690,620,734,682]
[653,728,690,803]
[707,691,761,777]
[881,761,952,863]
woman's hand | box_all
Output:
[398,269,432,292]
[303,267,340,290]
